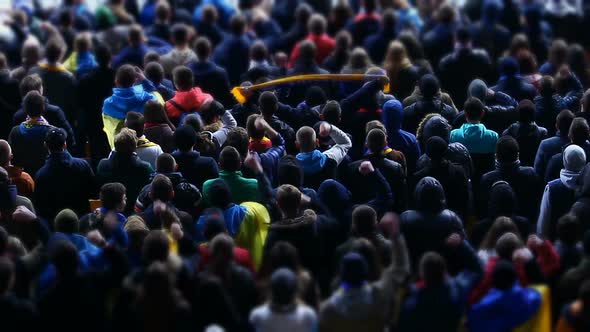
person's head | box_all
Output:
[420,252,446,286]
[207,179,232,209]
[201,4,218,24]
[19,74,43,97]
[382,8,397,30]
[296,126,317,153]
[419,74,439,99]
[464,97,485,123]
[155,153,176,174]
[171,23,190,46]
[259,91,278,118]
[539,76,555,97]
[45,127,67,153]
[199,100,225,125]
[54,209,79,234]
[297,40,316,64]
[385,40,409,66]
[246,114,264,140]
[495,232,523,260]
[143,101,167,125]
[44,39,64,64]
[499,56,520,77]
[425,136,448,162]
[308,14,327,35]
[516,49,538,75]
[51,240,79,277]
[351,205,377,237]
[144,62,164,85]
[225,127,249,157]
[125,111,145,137]
[195,36,212,61]
[492,260,517,290]
[94,43,111,68]
[229,14,247,35]
[496,136,519,163]
[436,3,456,24]
[334,30,352,52]
[150,174,174,202]
[128,24,145,47]
[218,146,241,172]
[276,184,302,217]
[23,90,45,117]
[455,26,471,46]
[172,66,193,91]
[397,31,425,62]
[339,252,368,288]
[173,125,197,152]
[201,208,227,241]
[142,230,170,263]
[557,214,581,246]
[114,128,138,155]
[563,144,586,172]
[100,182,126,211]
[295,3,313,25]
[209,233,234,266]
[557,109,575,135]
[549,39,568,66]
[517,99,535,123]
[570,117,590,145]
[249,40,268,62]
[115,64,136,88]
[304,86,327,108]
[0,141,11,167]
[347,47,372,71]
[267,241,301,274]
[143,51,160,65]
[270,268,298,310]
[322,100,341,124]
[0,257,14,294]
[155,1,170,22]
[366,128,387,154]
[481,216,520,250]
[142,261,173,300]
[21,41,42,66]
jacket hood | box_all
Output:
[414,176,446,213]
[422,115,451,143]
[488,181,517,218]
[270,209,317,230]
[296,150,327,174]
[469,79,488,101]
[481,0,502,24]
[458,123,490,142]
[560,169,582,190]
[382,99,404,132]
[446,142,472,175]
[317,179,352,217]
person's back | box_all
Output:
[534,109,574,177]
[212,15,251,85]
[165,66,213,124]
[450,98,498,154]
[8,91,55,175]
[160,24,197,77]
[502,100,548,166]
[34,128,95,221]
[97,129,154,214]
[188,37,233,107]
[171,125,219,188]
[492,57,537,102]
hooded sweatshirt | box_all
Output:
[382,99,421,173]
[165,87,213,122]
[450,123,498,154]
[538,145,586,239]
[102,81,157,120]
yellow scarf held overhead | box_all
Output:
[230,74,390,104]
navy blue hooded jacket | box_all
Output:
[382,99,421,173]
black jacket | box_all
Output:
[403,99,457,135]
[171,150,219,189]
[438,48,493,106]
[34,151,95,222]
[188,60,233,107]
[502,122,548,167]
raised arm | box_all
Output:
[320,122,352,166]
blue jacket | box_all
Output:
[194,204,247,242]
[533,133,569,177]
[112,44,149,69]
[468,284,541,332]
[212,34,251,85]
[102,80,157,120]
[255,134,285,186]
[450,123,498,154]
[364,29,397,64]
[382,99,421,173]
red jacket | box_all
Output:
[198,243,255,274]
[288,33,336,68]
[165,87,213,121]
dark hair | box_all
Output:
[259,91,278,117]
[174,125,197,151]
[569,117,590,145]
[382,9,397,29]
[195,37,212,60]
[19,74,43,96]
[45,39,64,63]
[95,44,111,67]
[322,101,341,124]
[128,24,144,45]
[150,174,174,202]
[226,127,249,156]
[155,1,170,21]
[173,66,193,91]
[207,179,232,209]
[419,74,439,99]
[100,182,126,210]
[246,114,264,140]
[45,127,67,152]
[539,76,555,97]
[480,216,520,250]
[142,230,170,263]
[144,51,160,64]
[171,23,189,45]
[144,100,168,124]
[116,64,136,88]
[297,40,316,63]
[496,136,519,163]
[492,260,517,290]
[278,155,304,188]
[23,90,45,117]
[351,205,377,237]
[276,184,302,215]
[295,3,313,24]
[366,128,386,154]
[557,110,575,135]
[308,14,326,35]
[464,97,485,122]
[455,26,471,44]
[219,146,241,172]
[201,4,218,23]
[0,226,7,255]
[305,86,327,107]
[557,214,581,245]
[145,62,164,84]
[517,99,535,123]
[156,153,176,173]
[250,40,268,62]
[125,111,145,137]
[420,252,446,285]
[229,14,246,35]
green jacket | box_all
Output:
[202,170,260,205]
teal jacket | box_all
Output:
[450,123,498,154]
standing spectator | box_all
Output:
[125,112,163,169]
[188,37,233,107]
[384,40,419,101]
[0,140,34,198]
[289,14,335,69]
[502,100,548,166]
[160,24,197,78]
[212,14,251,85]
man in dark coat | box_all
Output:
[171,125,219,189]
[502,100,548,167]
[34,128,95,223]
[212,14,251,86]
[188,37,233,107]
[534,109,574,177]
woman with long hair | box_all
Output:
[383,40,419,100]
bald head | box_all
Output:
[0,141,11,167]
[296,126,316,152]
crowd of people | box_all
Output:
[1,0,590,331]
